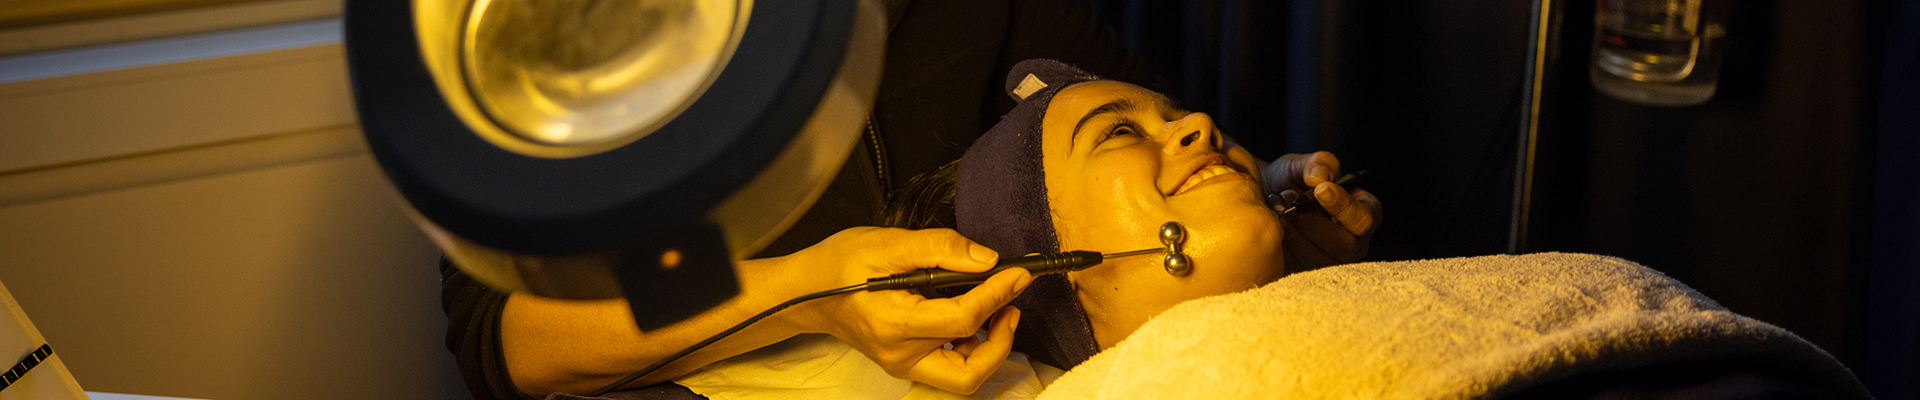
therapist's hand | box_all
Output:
[778,227,1033,395]
[1262,151,1382,271]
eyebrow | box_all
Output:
[1070,98,1139,150]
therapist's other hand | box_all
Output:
[779,227,1033,395]
[1263,151,1383,270]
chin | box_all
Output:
[1174,195,1285,285]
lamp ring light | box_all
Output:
[345,0,886,329]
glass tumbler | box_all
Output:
[1590,0,1731,106]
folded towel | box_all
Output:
[1036,253,1871,399]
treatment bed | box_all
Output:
[562,253,1871,400]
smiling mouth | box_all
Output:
[1172,164,1245,196]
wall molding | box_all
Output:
[0,124,368,208]
[0,18,342,83]
[0,19,357,180]
[0,0,339,56]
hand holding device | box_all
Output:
[1261,152,1381,270]
[779,227,1033,395]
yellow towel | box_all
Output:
[1037,253,1870,400]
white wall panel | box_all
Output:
[0,155,466,399]
[0,16,470,400]
[0,26,353,173]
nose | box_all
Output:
[1162,112,1221,155]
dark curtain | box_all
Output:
[1864,0,1920,396]
[1086,0,1293,158]
[1085,0,1919,398]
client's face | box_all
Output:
[1039,81,1285,349]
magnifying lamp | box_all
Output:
[343,0,885,330]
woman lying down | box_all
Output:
[562,60,1870,400]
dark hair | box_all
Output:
[880,159,961,230]
[879,159,969,298]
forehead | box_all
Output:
[1040,81,1173,150]
[1044,82,1162,140]
[1044,81,1167,122]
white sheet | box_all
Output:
[673,333,1063,400]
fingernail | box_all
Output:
[1308,166,1327,181]
[1010,309,1022,331]
[1011,273,1034,293]
[969,243,998,264]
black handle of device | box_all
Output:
[588,249,1109,396]
[865,250,1103,291]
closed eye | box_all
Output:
[1095,122,1141,147]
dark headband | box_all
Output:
[954,59,1102,369]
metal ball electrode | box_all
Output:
[1160,221,1191,276]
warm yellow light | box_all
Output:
[413,0,753,158]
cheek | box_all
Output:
[1183,200,1286,278]
[1072,258,1251,319]
[1104,155,1176,215]
[1071,259,1185,308]
[1081,258,1276,319]
[1089,169,1156,213]
[1055,159,1167,248]
[1225,147,1263,189]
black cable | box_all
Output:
[586,283,870,396]
[582,249,1124,396]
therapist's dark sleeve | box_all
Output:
[435,143,886,400]
[440,258,538,400]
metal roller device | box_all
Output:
[865,221,1194,290]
